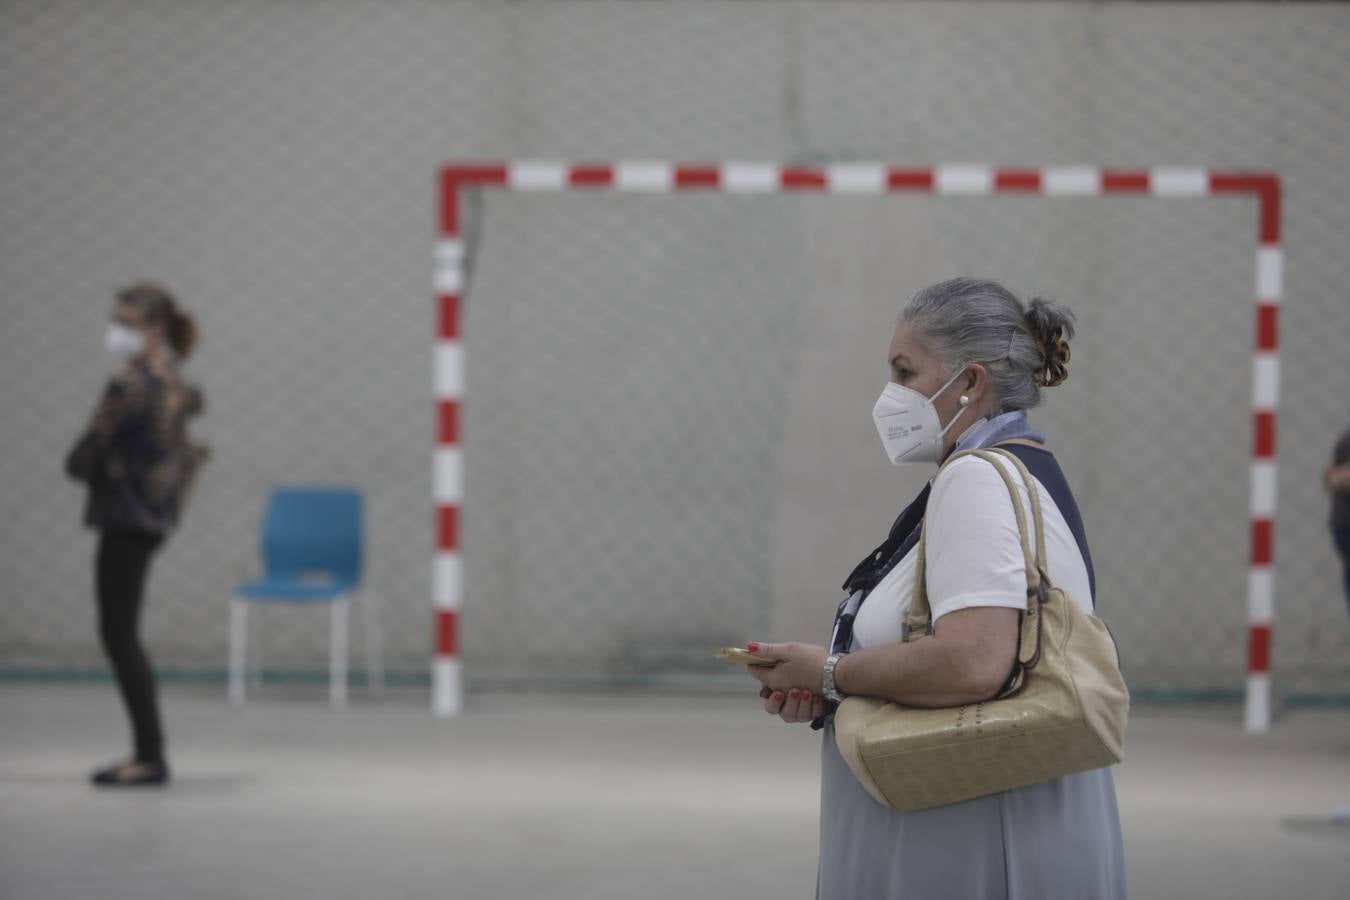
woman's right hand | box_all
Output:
[759,685,826,724]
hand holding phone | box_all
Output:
[715,647,778,667]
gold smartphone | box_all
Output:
[715,647,778,667]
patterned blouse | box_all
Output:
[66,357,204,535]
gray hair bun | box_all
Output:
[901,277,1077,413]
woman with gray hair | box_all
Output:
[744,277,1125,898]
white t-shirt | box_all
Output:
[851,452,1094,650]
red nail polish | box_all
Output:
[801,691,812,702]
[788,688,800,700]
[747,642,760,652]
[772,692,784,702]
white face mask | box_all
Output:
[104,322,145,360]
[871,368,970,465]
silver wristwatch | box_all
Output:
[822,652,848,703]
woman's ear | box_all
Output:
[965,363,985,394]
[965,363,992,409]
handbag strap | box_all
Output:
[904,447,1051,678]
[981,447,1051,579]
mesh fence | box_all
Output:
[1,1,1348,704]
[459,193,807,684]
[457,187,1263,697]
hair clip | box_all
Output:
[1035,331,1070,387]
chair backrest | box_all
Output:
[260,487,363,584]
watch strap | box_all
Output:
[823,652,848,703]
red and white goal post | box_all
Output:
[431,161,1283,731]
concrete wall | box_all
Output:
[2,1,1348,698]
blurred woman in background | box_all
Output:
[1327,425,1350,616]
[65,282,205,786]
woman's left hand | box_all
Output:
[744,641,830,722]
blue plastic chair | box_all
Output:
[228,487,383,708]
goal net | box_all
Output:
[432,162,1334,730]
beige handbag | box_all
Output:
[833,448,1128,811]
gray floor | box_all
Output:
[1,685,1347,900]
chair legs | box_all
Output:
[248,602,265,689]
[228,594,377,710]
[229,598,247,707]
[330,598,348,710]
[360,592,385,696]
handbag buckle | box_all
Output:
[900,621,934,641]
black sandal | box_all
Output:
[90,760,170,786]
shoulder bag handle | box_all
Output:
[904,447,1052,692]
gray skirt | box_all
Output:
[818,722,1126,900]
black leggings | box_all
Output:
[1335,528,1350,617]
[96,531,166,765]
